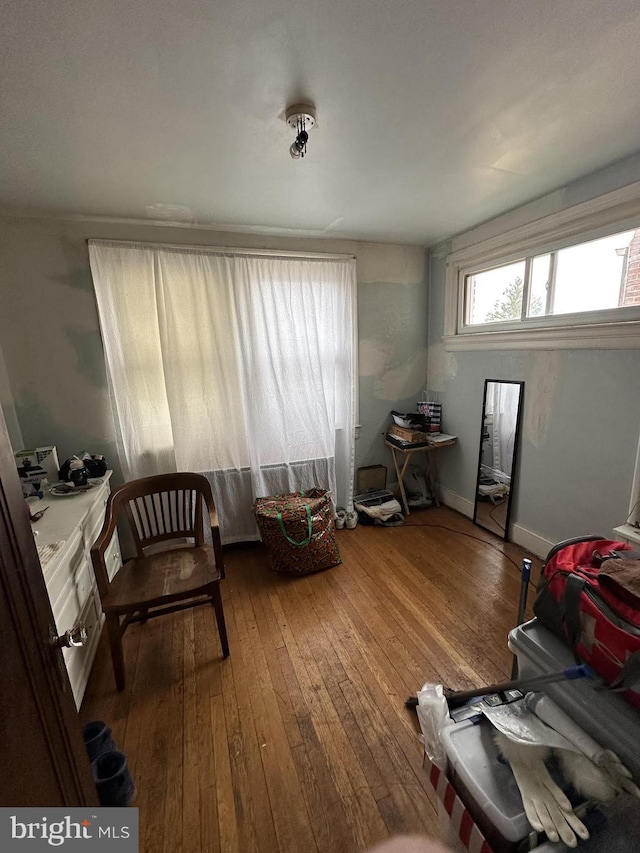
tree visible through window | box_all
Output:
[485,276,543,322]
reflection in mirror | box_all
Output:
[473,380,524,541]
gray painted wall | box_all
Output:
[427,152,640,552]
[0,217,426,490]
[0,339,22,450]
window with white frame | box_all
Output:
[443,182,640,350]
[465,228,638,326]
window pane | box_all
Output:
[552,230,635,315]
[465,261,526,325]
[527,254,550,317]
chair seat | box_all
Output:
[102,544,221,613]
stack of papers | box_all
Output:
[426,433,457,444]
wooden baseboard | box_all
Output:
[439,486,554,558]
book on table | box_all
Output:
[425,433,457,445]
[386,432,457,450]
[388,423,430,443]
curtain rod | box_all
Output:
[87,238,356,262]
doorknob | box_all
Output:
[50,623,88,649]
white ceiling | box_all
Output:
[2,0,640,246]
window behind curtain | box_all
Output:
[88,241,357,543]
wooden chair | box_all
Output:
[90,472,229,691]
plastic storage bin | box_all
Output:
[425,757,495,853]
[508,618,640,782]
[437,715,640,853]
[440,718,533,852]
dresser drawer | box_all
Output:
[104,529,122,582]
[52,553,94,638]
[84,483,111,549]
[62,592,101,709]
[47,527,88,617]
[84,480,110,536]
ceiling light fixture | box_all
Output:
[286,104,316,160]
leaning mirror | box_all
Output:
[473,380,524,541]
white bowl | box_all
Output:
[392,413,414,428]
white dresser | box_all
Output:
[30,472,122,708]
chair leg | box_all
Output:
[212,528,226,580]
[105,613,126,691]
[139,608,149,624]
[211,584,229,658]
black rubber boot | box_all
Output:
[82,720,117,762]
[91,751,136,806]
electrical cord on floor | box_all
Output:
[489,499,507,524]
[402,521,531,575]
[401,521,539,710]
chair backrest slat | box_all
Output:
[135,496,152,540]
[170,489,179,533]
[158,489,168,534]
[177,490,184,532]
[150,492,161,539]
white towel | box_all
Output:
[354,498,402,521]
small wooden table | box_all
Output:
[385,437,457,516]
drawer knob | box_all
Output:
[51,622,89,649]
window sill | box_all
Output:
[613,523,640,546]
[444,320,640,351]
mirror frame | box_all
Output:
[473,379,524,541]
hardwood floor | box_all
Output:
[81,506,541,853]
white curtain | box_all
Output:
[88,241,358,544]
[490,382,519,483]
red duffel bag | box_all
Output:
[534,536,640,709]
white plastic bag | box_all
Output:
[415,683,450,769]
[481,697,580,753]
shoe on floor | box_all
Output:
[345,510,358,529]
[92,751,136,806]
[83,720,117,762]
[335,508,347,529]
